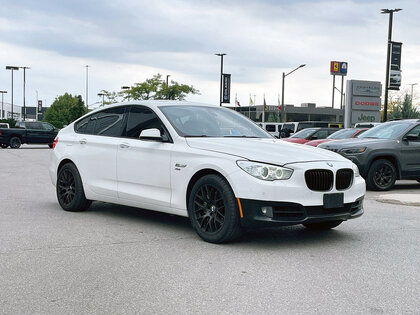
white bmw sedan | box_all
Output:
[50,101,365,243]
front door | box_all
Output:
[400,124,420,177]
[117,106,173,207]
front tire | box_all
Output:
[303,220,343,230]
[9,137,21,149]
[188,174,242,243]
[56,163,91,212]
[366,159,397,191]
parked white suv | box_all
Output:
[50,101,365,243]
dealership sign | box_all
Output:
[222,74,231,103]
[345,80,382,127]
[330,61,348,76]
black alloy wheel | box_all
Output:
[366,159,397,191]
[9,136,21,149]
[56,163,91,212]
[188,175,242,243]
[193,184,225,234]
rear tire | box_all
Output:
[188,174,242,243]
[9,137,21,149]
[56,163,91,212]
[366,159,397,191]
[303,220,343,230]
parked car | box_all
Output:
[319,119,420,191]
[282,127,340,144]
[279,121,343,138]
[260,122,283,138]
[279,122,299,138]
[0,121,58,148]
[305,128,368,147]
[354,122,381,128]
[50,101,365,243]
[0,123,10,129]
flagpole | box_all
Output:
[248,93,251,118]
[263,93,265,123]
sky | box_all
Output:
[0,0,419,110]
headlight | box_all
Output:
[237,161,293,181]
[339,147,366,155]
[352,163,361,177]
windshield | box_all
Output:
[359,122,410,139]
[159,105,272,138]
[327,129,357,139]
[291,128,316,139]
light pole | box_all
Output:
[85,65,90,110]
[5,66,19,120]
[20,66,30,120]
[121,86,130,101]
[215,53,226,106]
[0,90,7,119]
[408,83,418,107]
[98,92,105,106]
[381,8,402,122]
[166,75,171,86]
[281,64,306,122]
[334,87,346,109]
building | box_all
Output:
[0,102,47,121]
[230,103,344,123]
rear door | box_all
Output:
[73,106,126,198]
[117,105,173,207]
[400,124,420,177]
[25,122,44,143]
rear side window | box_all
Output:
[94,107,126,137]
[26,122,43,130]
[265,124,276,132]
[125,106,165,138]
[75,115,97,134]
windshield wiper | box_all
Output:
[223,135,260,138]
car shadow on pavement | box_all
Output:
[84,201,356,246]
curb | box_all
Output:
[376,194,420,207]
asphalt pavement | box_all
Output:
[1,146,419,314]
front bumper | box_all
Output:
[239,197,364,228]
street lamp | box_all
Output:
[381,8,402,122]
[408,83,418,107]
[0,90,7,120]
[85,65,90,109]
[166,75,171,86]
[281,64,306,122]
[20,66,30,120]
[121,86,130,101]
[215,53,226,107]
[97,92,105,106]
[5,66,19,121]
[334,87,346,109]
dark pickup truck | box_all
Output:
[0,121,59,149]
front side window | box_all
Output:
[94,106,126,137]
[27,122,43,130]
[405,125,420,141]
[291,128,317,139]
[125,106,167,139]
[160,106,271,138]
[42,122,54,131]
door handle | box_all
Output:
[120,143,130,149]
[79,138,87,144]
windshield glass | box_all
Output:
[159,106,272,138]
[291,128,316,139]
[327,129,356,139]
[359,122,410,139]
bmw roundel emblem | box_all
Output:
[327,162,334,167]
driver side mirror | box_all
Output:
[403,134,419,141]
[140,128,164,141]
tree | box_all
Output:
[99,90,120,105]
[121,73,199,101]
[43,93,87,128]
[388,93,420,120]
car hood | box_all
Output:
[319,137,393,149]
[186,137,347,166]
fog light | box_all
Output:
[261,206,273,217]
